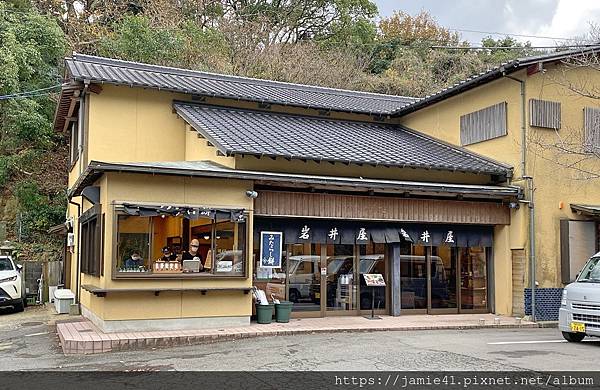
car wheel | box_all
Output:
[562,331,585,342]
[289,289,300,303]
[13,299,25,313]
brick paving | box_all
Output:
[56,313,536,355]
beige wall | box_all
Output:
[399,65,600,299]
[64,77,532,320]
[74,172,254,321]
[69,84,500,189]
[184,124,235,167]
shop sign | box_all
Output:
[216,260,233,272]
[328,227,339,240]
[399,229,411,241]
[257,221,492,247]
[260,231,283,268]
[299,225,311,240]
[356,227,368,242]
[363,273,386,287]
[444,230,455,244]
[420,230,431,244]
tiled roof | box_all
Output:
[393,45,600,116]
[64,53,416,115]
[173,102,512,177]
[571,204,600,216]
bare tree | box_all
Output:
[527,26,600,181]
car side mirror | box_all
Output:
[16,264,23,272]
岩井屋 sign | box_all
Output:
[260,231,283,268]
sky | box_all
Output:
[374,0,600,47]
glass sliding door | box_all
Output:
[429,246,458,313]
[459,247,488,312]
[359,243,387,313]
[325,244,357,313]
[288,243,322,313]
[400,244,428,312]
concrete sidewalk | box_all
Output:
[57,313,536,355]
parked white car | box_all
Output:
[0,256,25,312]
[559,251,600,342]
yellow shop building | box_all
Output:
[53,48,599,331]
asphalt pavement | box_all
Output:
[1,305,599,371]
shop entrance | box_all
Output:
[256,242,389,318]
[400,243,489,314]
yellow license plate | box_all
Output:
[315,292,320,299]
[570,322,586,333]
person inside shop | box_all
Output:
[159,246,178,262]
[124,250,144,269]
[181,238,205,272]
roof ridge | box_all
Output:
[393,45,600,116]
[172,100,397,126]
[69,53,417,103]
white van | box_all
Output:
[559,251,600,342]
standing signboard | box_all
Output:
[363,273,386,320]
[259,231,283,269]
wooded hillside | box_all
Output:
[0,0,548,260]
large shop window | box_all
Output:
[115,204,246,277]
[80,204,103,277]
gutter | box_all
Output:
[68,198,82,307]
[503,71,537,322]
[502,72,527,176]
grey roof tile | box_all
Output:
[65,53,417,114]
[173,102,512,176]
[393,45,600,115]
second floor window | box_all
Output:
[529,98,561,130]
[584,107,600,153]
[460,102,507,146]
[69,121,79,166]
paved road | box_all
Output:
[1,306,600,371]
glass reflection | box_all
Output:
[430,246,458,309]
[400,245,428,310]
[359,243,386,310]
[326,244,357,311]
[288,244,321,312]
[460,247,487,310]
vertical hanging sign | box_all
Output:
[260,231,283,268]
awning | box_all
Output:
[48,223,68,235]
[121,203,246,222]
[571,204,600,217]
[254,219,493,247]
[70,160,522,201]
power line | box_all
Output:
[447,27,594,43]
[0,84,65,100]
[431,44,599,50]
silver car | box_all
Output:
[559,251,600,342]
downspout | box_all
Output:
[70,81,88,308]
[503,73,526,176]
[503,71,537,322]
[69,198,82,305]
[524,176,536,322]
